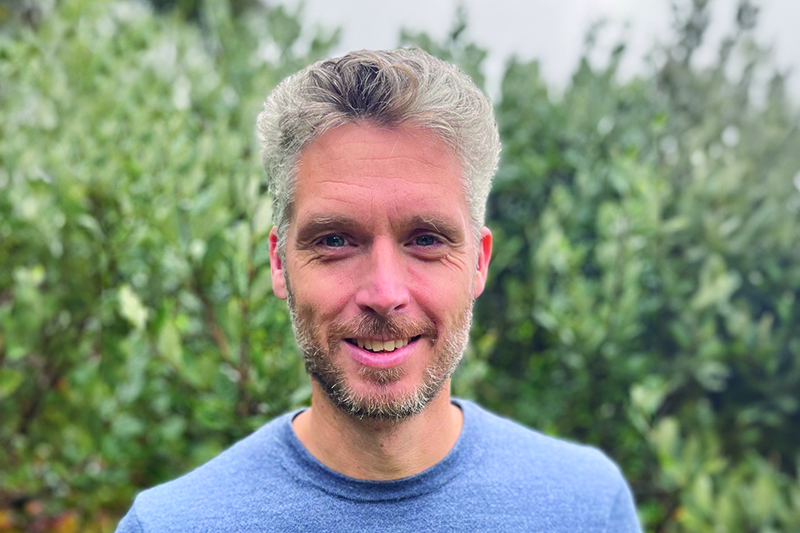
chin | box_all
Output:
[311,363,449,421]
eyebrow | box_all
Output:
[401,215,465,243]
[294,215,363,247]
[293,213,466,247]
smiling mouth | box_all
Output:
[345,336,422,353]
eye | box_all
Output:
[414,234,438,246]
[322,234,347,247]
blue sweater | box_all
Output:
[116,399,641,532]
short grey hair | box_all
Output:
[257,48,500,256]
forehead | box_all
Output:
[291,123,468,228]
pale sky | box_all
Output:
[285,0,800,102]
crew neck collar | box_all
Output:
[275,398,481,502]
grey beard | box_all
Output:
[285,277,473,421]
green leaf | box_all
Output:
[119,284,149,330]
[0,368,24,399]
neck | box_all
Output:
[291,381,463,481]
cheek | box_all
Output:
[292,267,359,319]
[408,263,472,321]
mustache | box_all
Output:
[328,312,437,342]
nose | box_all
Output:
[355,238,409,317]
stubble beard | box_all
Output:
[285,278,474,421]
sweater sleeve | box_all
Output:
[114,503,145,533]
[603,482,642,533]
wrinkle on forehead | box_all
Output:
[302,179,376,191]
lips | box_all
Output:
[344,336,423,369]
[347,336,422,353]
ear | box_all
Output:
[472,226,492,299]
[269,227,287,300]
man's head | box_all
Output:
[259,49,499,421]
[257,48,500,257]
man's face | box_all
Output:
[269,123,491,419]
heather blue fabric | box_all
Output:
[116,399,641,532]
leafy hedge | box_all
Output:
[470,2,800,529]
[1,0,798,531]
[0,2,335,530]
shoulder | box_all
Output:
[457,400,640,531]
[119,412,295,532]
[459,399,632,502]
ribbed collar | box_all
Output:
[274,398,482,502]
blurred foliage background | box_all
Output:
[1,0,798,531]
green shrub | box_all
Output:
[0,1,335,530]
[461,2,800,531]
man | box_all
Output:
[116,48,641,532]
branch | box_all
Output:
[191,281,231,360]
[236,238,257,416]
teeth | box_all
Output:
[356,338,410,352]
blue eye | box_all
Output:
[323,235,346,247]
[415,235,437,246]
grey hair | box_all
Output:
[256,48,500,256]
